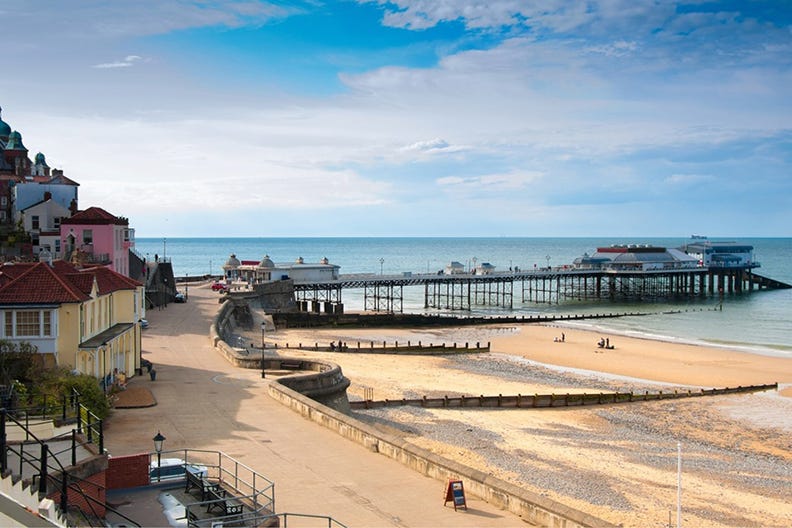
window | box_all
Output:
[83,230,93,245]
[32,215,40,230]
[16,311,41,337]
[0,197,6,207]
[54,217,61,228]
[42,311,51,335]
[3,310,54,338]
[55,239,61,252]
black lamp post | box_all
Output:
[261,321,266,349]
[153,430,166,482]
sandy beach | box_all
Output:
[235,318,792,528]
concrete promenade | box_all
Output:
[103,283,527,527]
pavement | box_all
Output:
[103,283,529,527]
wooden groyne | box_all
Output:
[349,383,778,410]
[273,309,662,329]
[264,340,490,355]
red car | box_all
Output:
[211,282,228,292]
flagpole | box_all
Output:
[677,441,682,528]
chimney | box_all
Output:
[44,191,52,201]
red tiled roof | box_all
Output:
[0,262,89,304]
[0,260,141,304]
[64,273,96,296]
[80,266,142,293]
[61,206,128,226]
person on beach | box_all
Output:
[330,341,336,351]
[561,333,565,342]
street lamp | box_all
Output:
[261,321,266,349]
[153,430,166,482]
[379,257,384,275]
[472,256,477,274]
[185,273,188,300]
[545,255,551,269]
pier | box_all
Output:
[292,267,789,314]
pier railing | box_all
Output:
[349,383,779,410]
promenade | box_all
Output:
[103,283,527,527]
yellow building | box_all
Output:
[0,260,145,387]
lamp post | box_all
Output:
[163,238,166,260]
[379,258,384,275]
[545,255,551,270]
[472,256,477,274]
[261,321,266,349]
[185,273,188,300]
[153,431,166,482]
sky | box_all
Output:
[1,0,791,237]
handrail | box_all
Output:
[0,409,141,526]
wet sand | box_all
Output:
[237,319,792,528]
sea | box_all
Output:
[136,237,792,359]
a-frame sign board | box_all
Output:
[444,479,467,511]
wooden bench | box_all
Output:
[185,469,219,502]
[206,486,244,517]
[280,360,302,370]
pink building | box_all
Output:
[60,206,135,277]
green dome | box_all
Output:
[5,130,26,151]
[35,152,49,167]
[0,107,10,139]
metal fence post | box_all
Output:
[39,444,49,494]
[0,409,6,473]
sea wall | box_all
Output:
[266,379,615,528]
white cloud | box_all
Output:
[437,171,542,191]
[93,55,144,69]
[663,173,716,186]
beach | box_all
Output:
[242,319,792,527]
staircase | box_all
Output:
[0,472,69,527]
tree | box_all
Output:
[0,339,39,387]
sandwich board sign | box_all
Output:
[444,479,467,511]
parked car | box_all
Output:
[150,458,207,481]
[211,282,228,292]
[140,319,149,329]
[174,292,186,303]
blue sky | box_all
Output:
[1,0,790,237]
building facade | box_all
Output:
[0,259,145,386]
[60,206,135,277]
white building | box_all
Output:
[16,194,70,256]
[444,261,466,275]
[229,254,341,284]
[681,240,759,269]
[574,245,699,271]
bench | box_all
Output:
[206,486,244,517]
[185,469,219,501]
[280,360,302,370]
